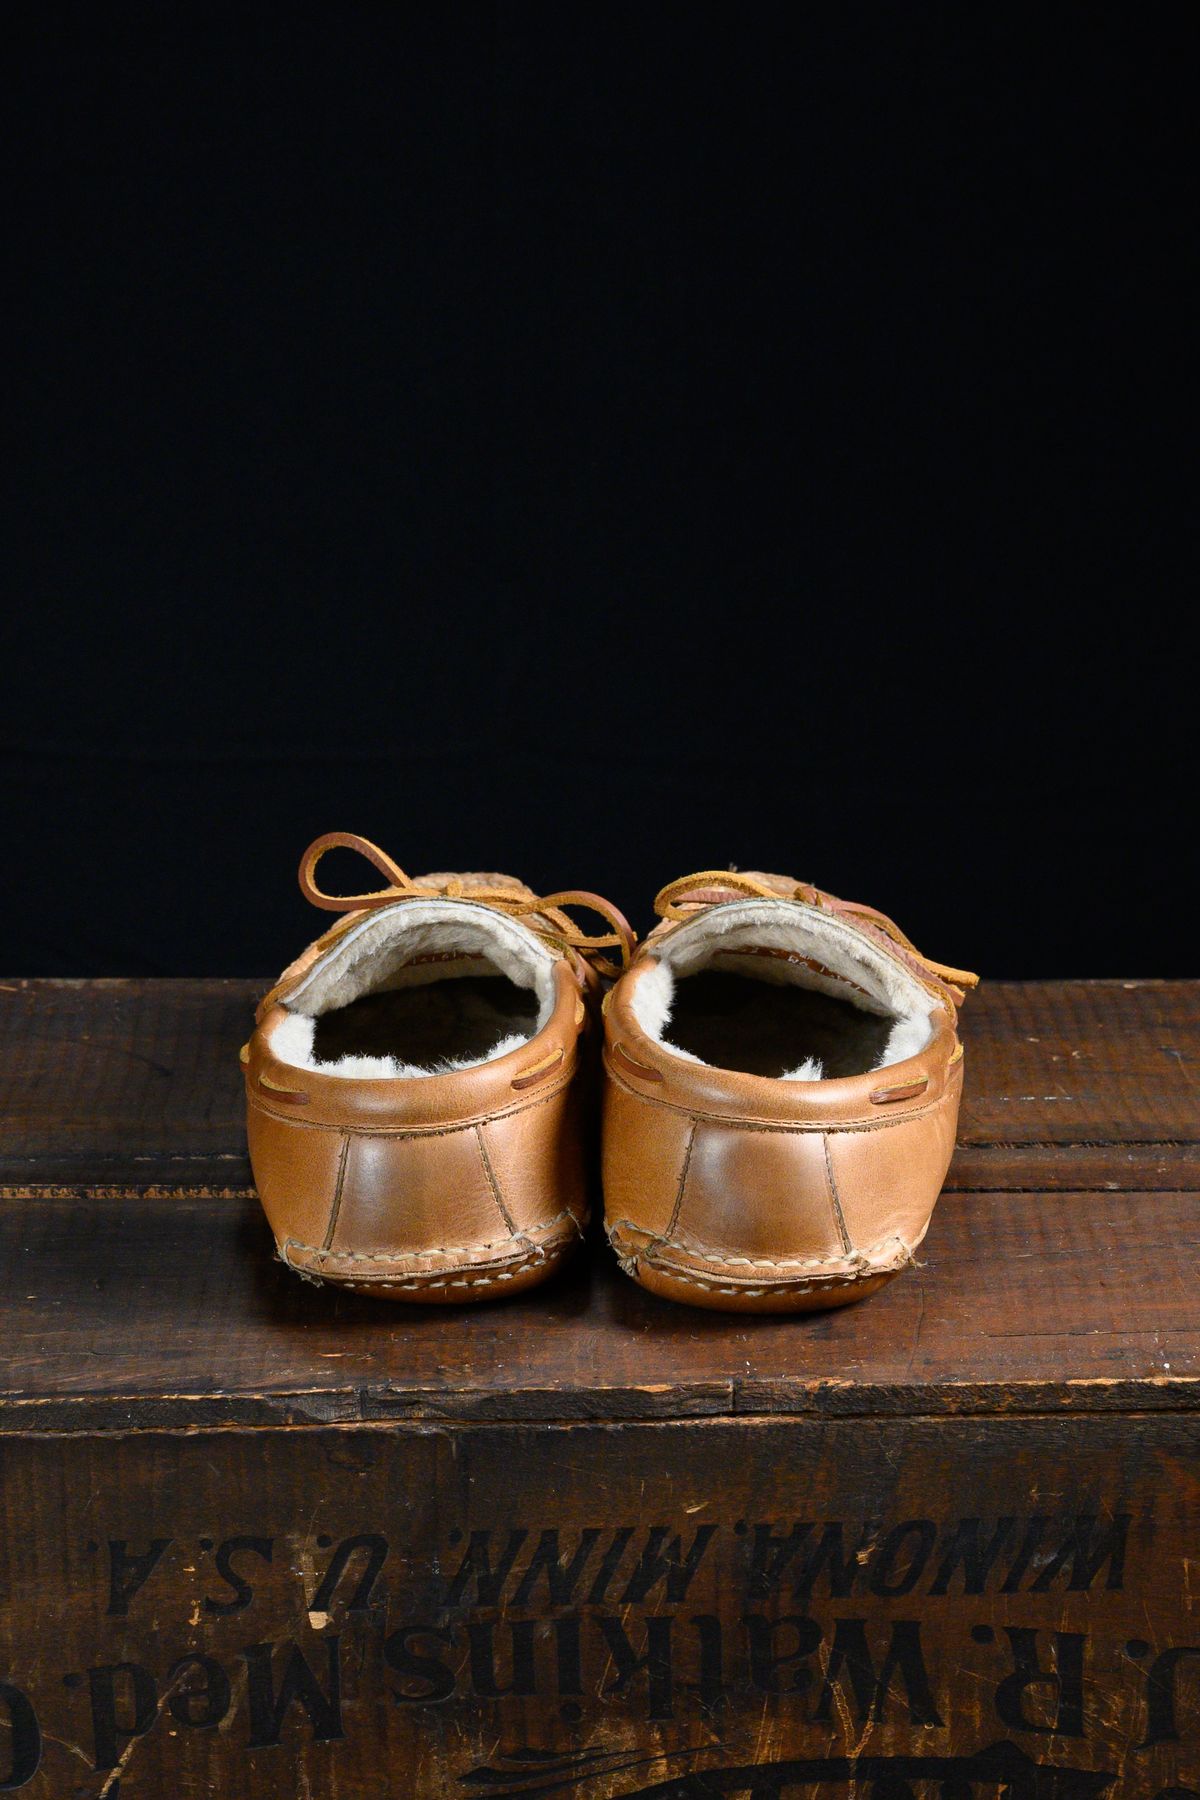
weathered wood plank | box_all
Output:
[2,1186,1198,1427]
[3,979,1197,1188]
[1,980,1198,1796]
[2,978,1198,1429]
[948,1141,1200,1192]
[954,978,1200,1156]
[1,1413,1197,1798]
[0,978,255,1184]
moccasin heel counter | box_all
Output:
[324,1131,505,1260]
[252,1072,591,1300]
[666,1122,848,1269]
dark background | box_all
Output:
[4,5,1193,979]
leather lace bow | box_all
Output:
[296,832,636,979]
[652,868,979,1007]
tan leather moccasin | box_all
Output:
[602,870,978,1313]
[245,833,633,1302]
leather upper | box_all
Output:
[601,870,976,1313]
[247,842,975,1312]
[245,835,631,1301]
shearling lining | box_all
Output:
[269,898,557,1079]
[631,897,937,1080]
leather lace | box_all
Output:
[296,832,636,979]
[652,868,979,1007]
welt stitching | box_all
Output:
[632,1257,910,1299]
[604,1065,959,1133]
[321,1132,352,1251]
[282,1209,579,1264]
[248,1075,573,1136]
[282,1249,573,1294]
[609,1219,909,1272]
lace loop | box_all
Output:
[296,833,635,977]
[299,832,412,911]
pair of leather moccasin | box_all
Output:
[244,834,977,1314]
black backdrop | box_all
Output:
[3,5,1194,978]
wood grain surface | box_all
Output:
[2,979,1198,1187]
[1,979,1198,1797]
[1,980,1198,1429]
[2,1415,1198,1798]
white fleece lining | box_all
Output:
[632,899,936,1080]
[270,899,557,1080]
[269,1013,531,1081]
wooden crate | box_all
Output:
[1,978,1198,1798]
